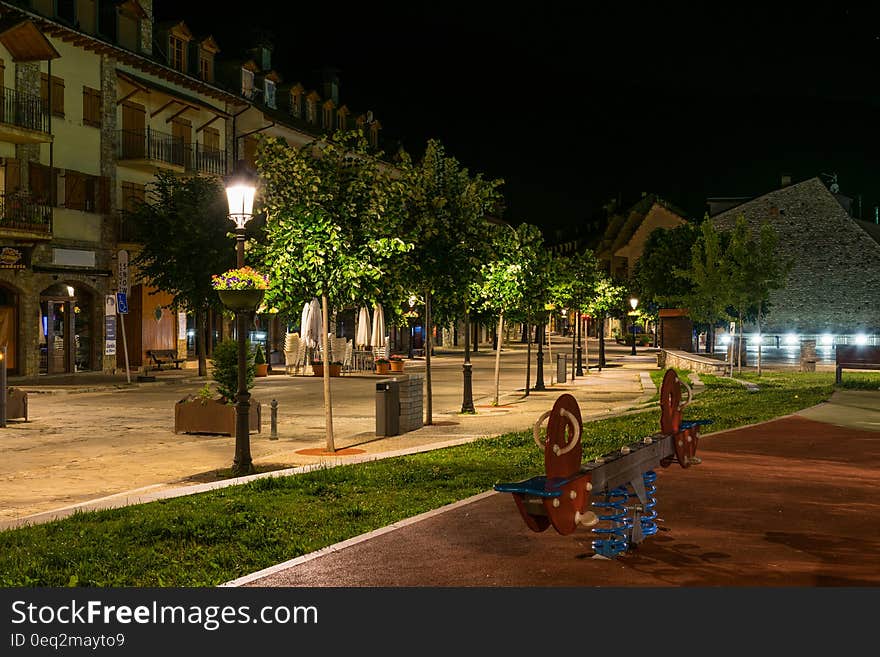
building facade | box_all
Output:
[0,0,387,376]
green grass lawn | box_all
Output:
[0,369,874,587]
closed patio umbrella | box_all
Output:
[356,306,372,349]
[302,298,321,348]
[299,301,310,339]
[370,303,386,349]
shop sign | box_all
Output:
[0,246,29,269]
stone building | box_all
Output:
[711,176,880,341]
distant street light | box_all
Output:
[629,297,639,356]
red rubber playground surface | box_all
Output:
[244,416,880,587]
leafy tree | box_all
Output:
[254,131,411,452]
[633,223,700,307]
[585,277,628,367]
[725,216,789,373]
[129,171,233,377]
[398,139,503,423]
[549,250,600,375]
[211,339,254,401]
[676,219,732,353]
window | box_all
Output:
[65,170,110,213]
[82,86,101,127]
[290,92,302,118]
[323,106,333,130]
[306,99,316,124]
[264,80,276,109]
[337,111,347,131]
[203,126,220,151]
[40,73,65,117]
[241,68,254,99]
[28,162,55,205]
[199,52,213,82]
[169,35,186,71]
[369,123,379,147]
[121,181,145,215]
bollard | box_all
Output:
[270,399,278,439]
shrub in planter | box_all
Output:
[389,354,405,372]
[175,340,261,434]
[254,344,268,377]
[212,338,255,400]
[312,361,342,377]
[375,357,390,374]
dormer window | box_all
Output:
[369,122,380,147]
[169,35,186,71]
[264,80,276,108]
[291,92,302,118]
[199,51,213,81]
[306,98,317,124]
[241,68,254,99]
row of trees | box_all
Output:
[634,216,789,373]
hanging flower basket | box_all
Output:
[217,289,266,312]
[212,267,269,312]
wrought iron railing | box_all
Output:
[189,143,227,175]
[0,86,49,133]
[0,192,52,233]
[118,128,187,168]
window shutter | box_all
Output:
[4,158,21,193]
[52,77,64,116]
[65,170,85,210]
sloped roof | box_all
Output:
[597,194,688,259]
[712,177,880,333]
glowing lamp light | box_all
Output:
[66,285,75,297]
[855,333,869,346]
[784,333,800,346]
[629,297,638,310]
[719,334,730,345]
[820,334,834,346]
[749,333,762,345]
[226,183,256,229]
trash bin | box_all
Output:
[376,380,400,436]
[557,354,568,383]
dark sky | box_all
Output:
[154,2,880,241]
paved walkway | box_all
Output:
[0,339,654,528]
[231,401,880,587]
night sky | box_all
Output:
[154,2,880,242]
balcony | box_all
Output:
[189,143,227,176]
[117,128,186,173]
[0,86,52,143]
[116,213,140,244]
[0,192,52,238]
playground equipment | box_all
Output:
[495,369,710,557]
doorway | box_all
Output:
[39,283,94,374]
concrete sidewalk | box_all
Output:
[0,339,655,528]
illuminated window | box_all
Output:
[199,52,213,82]
[264,80,276,108]
[241,68,254,99]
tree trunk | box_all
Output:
[598,315,606,368]
[196,307,207,377]
[737,311,744,373]
[493,312,504,406]
[756,310,763,377]
[706,324,713,354]
[321,294,335,453]
[525,318,531,397]
[425,289,433,426]
[571,323,576,380]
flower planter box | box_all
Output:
[174,397,261,435]
[217,289,266,312]
[255,363,269,377]
[375,362,390,375]
[389,360,405,372]
[312,363,341,377]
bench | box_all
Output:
[835,345,880,384]
[146,349,185,371]
[494,369,711,557]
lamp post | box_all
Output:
[629,297,639,356]
[576,310,584,376]
[225,166,257,476]
[461,305,475,413]
[534,321,546,391]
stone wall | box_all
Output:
[712,178,880,333]
[658,349,728,375]
[397,373,424,434]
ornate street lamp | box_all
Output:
[629,297,639,356]
[225,165,258,476]
[461,303,475,414]
[407,294,417,360]
[576,310,584,376]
